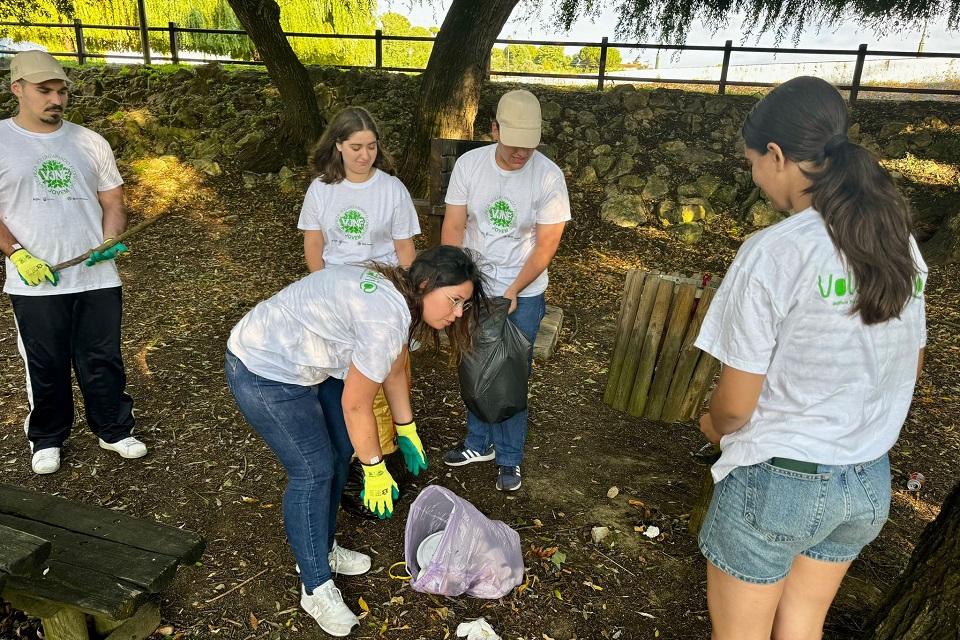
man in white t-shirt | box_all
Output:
[441,90,571,491]
[0,51,146,475]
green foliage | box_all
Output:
[554,0,959,46]
[491,44,575,73]
[573,46,622,71]
[0,0,375,64]
[380,11,434,70]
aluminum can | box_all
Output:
[907,472,926,491]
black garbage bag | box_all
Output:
[458,297,532,424]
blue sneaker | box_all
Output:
[496,465,521,491]
[443,444,495,467]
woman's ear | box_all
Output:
[418,280,428,293]
[766,142,788,171]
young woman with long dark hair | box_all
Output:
[225,246,485,636]
[694,76,927,639]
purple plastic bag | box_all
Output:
[404,485,524,598]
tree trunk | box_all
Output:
[225,0,325,172]
[398,0,520,196]
[921,210,960,265]
[861,478,960,639]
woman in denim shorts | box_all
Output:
[693,76,927,640]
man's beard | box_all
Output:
[40,109,63,124]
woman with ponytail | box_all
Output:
[693,76,926,639]
[225,246,485,636]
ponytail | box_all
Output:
[742,76,916,324]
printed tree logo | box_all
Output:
[338,208,368,240]
[487,198,516,234]
[359,269,381,293]
[34,157,74,195]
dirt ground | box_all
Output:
[1,154,959,640]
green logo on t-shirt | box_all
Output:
[338,207,368,240]
[486,196,517,235]
[818,272,925,305]
[359,269,381,294]
[34,156,75,195]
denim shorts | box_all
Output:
[698,454,890,584]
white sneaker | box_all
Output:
[32,448,61,474]
[300,580,359,637]
[99,436,148,459]
[328,541,371,576]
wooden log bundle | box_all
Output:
[604,270,721,423]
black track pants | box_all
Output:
[10,286,135,451]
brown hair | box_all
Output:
[369,245,488,361]
[307,106,396,183]
[742,76,916,325]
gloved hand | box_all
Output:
[85,240,129,266]
[10,249,59,286]
[360,461,399,519]
[396,421,427,476]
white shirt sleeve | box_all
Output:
[94,134,124,191]
[391,181,421,240]
[351,321,407,383]
[298,180,324,230]
[535,169,571,224]
[444,155,470,206]
[694,260,784,375]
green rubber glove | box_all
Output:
[10,249,58,287]
[85,241,129,266]
[396,421,427,476]
[360,461,399,519]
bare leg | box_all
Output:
[707,561,785,640]
[772,555,852,640]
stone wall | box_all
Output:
[2,63,959,244]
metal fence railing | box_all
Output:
[2,18,958,102]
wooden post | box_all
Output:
[375,29,382,69]
[597,36,608,91]
[718,40,732,95]
[627,277,674,417]
[169,22,180,65]
[41,608,90,640]
[688,447,719,536]
[73,20,86,65]
[660,286,716,422]
[613,275,662,412]
[644,282,698,420]
[136,0,151,64]
[604,270,645,405]
[850,43,867,103]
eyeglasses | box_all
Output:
[443,291,473,312]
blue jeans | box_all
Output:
[464,294,545,467]
[699,454,891,584]
[225,350,353,592]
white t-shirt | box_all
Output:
[695,208,927,482]
[0,119,123,295]
[297,169,420,266]
[227,265,411,386]
[445,145,571,297]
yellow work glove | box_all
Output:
[360,461,399,519]
[396,421,427,476]
[10,249,58,287]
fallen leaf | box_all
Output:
[156,625,175,636]
[249,613,259,630]
[358,597,369,612]
[241,496,259,503]
[628,499,645,507]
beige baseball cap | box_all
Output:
[496,90,542,148]
[10,50,69,84]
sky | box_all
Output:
[386,1,957,69]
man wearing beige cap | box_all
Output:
[1,50,146,475]
[441,89,570,491]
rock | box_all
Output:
[196,62,222,80]
[677,184,699,198]
[654,164,671,177]
[695,174,722,199]
[648,90,674,107]
[601,84,636,106]
[541,101,562,121]
[683,147,725,165]
[584,128,601,144]
[192,138,222,160]
[911,130,933,150]
[749,200,785,228]
[884,138,908,159]
[564,149,580,168]
[642,175,670,200]
[279,166,301,193]
[848,122,861,142]
[715,185,739,204]
[591,526,611,545]
[668,222,703,244]
[601,194,649,228]
[192,159,222,177]
[680,197,716,222]
[592,144,613,156]
[236,131,265,149]
[579,165,598,184]
[634,107,654,121]
[607,486,619,499]
[878,122,908,139]
[578,111,598,126]
[659,140,686,154]
[592,154,615,178]
[242,171,260,188]
[538,144,558,161]
[606,154,636,181]
[623,90,649,110]
[618,175,645,189]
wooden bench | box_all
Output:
[0,523,51,593]
[0,483,205,640]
